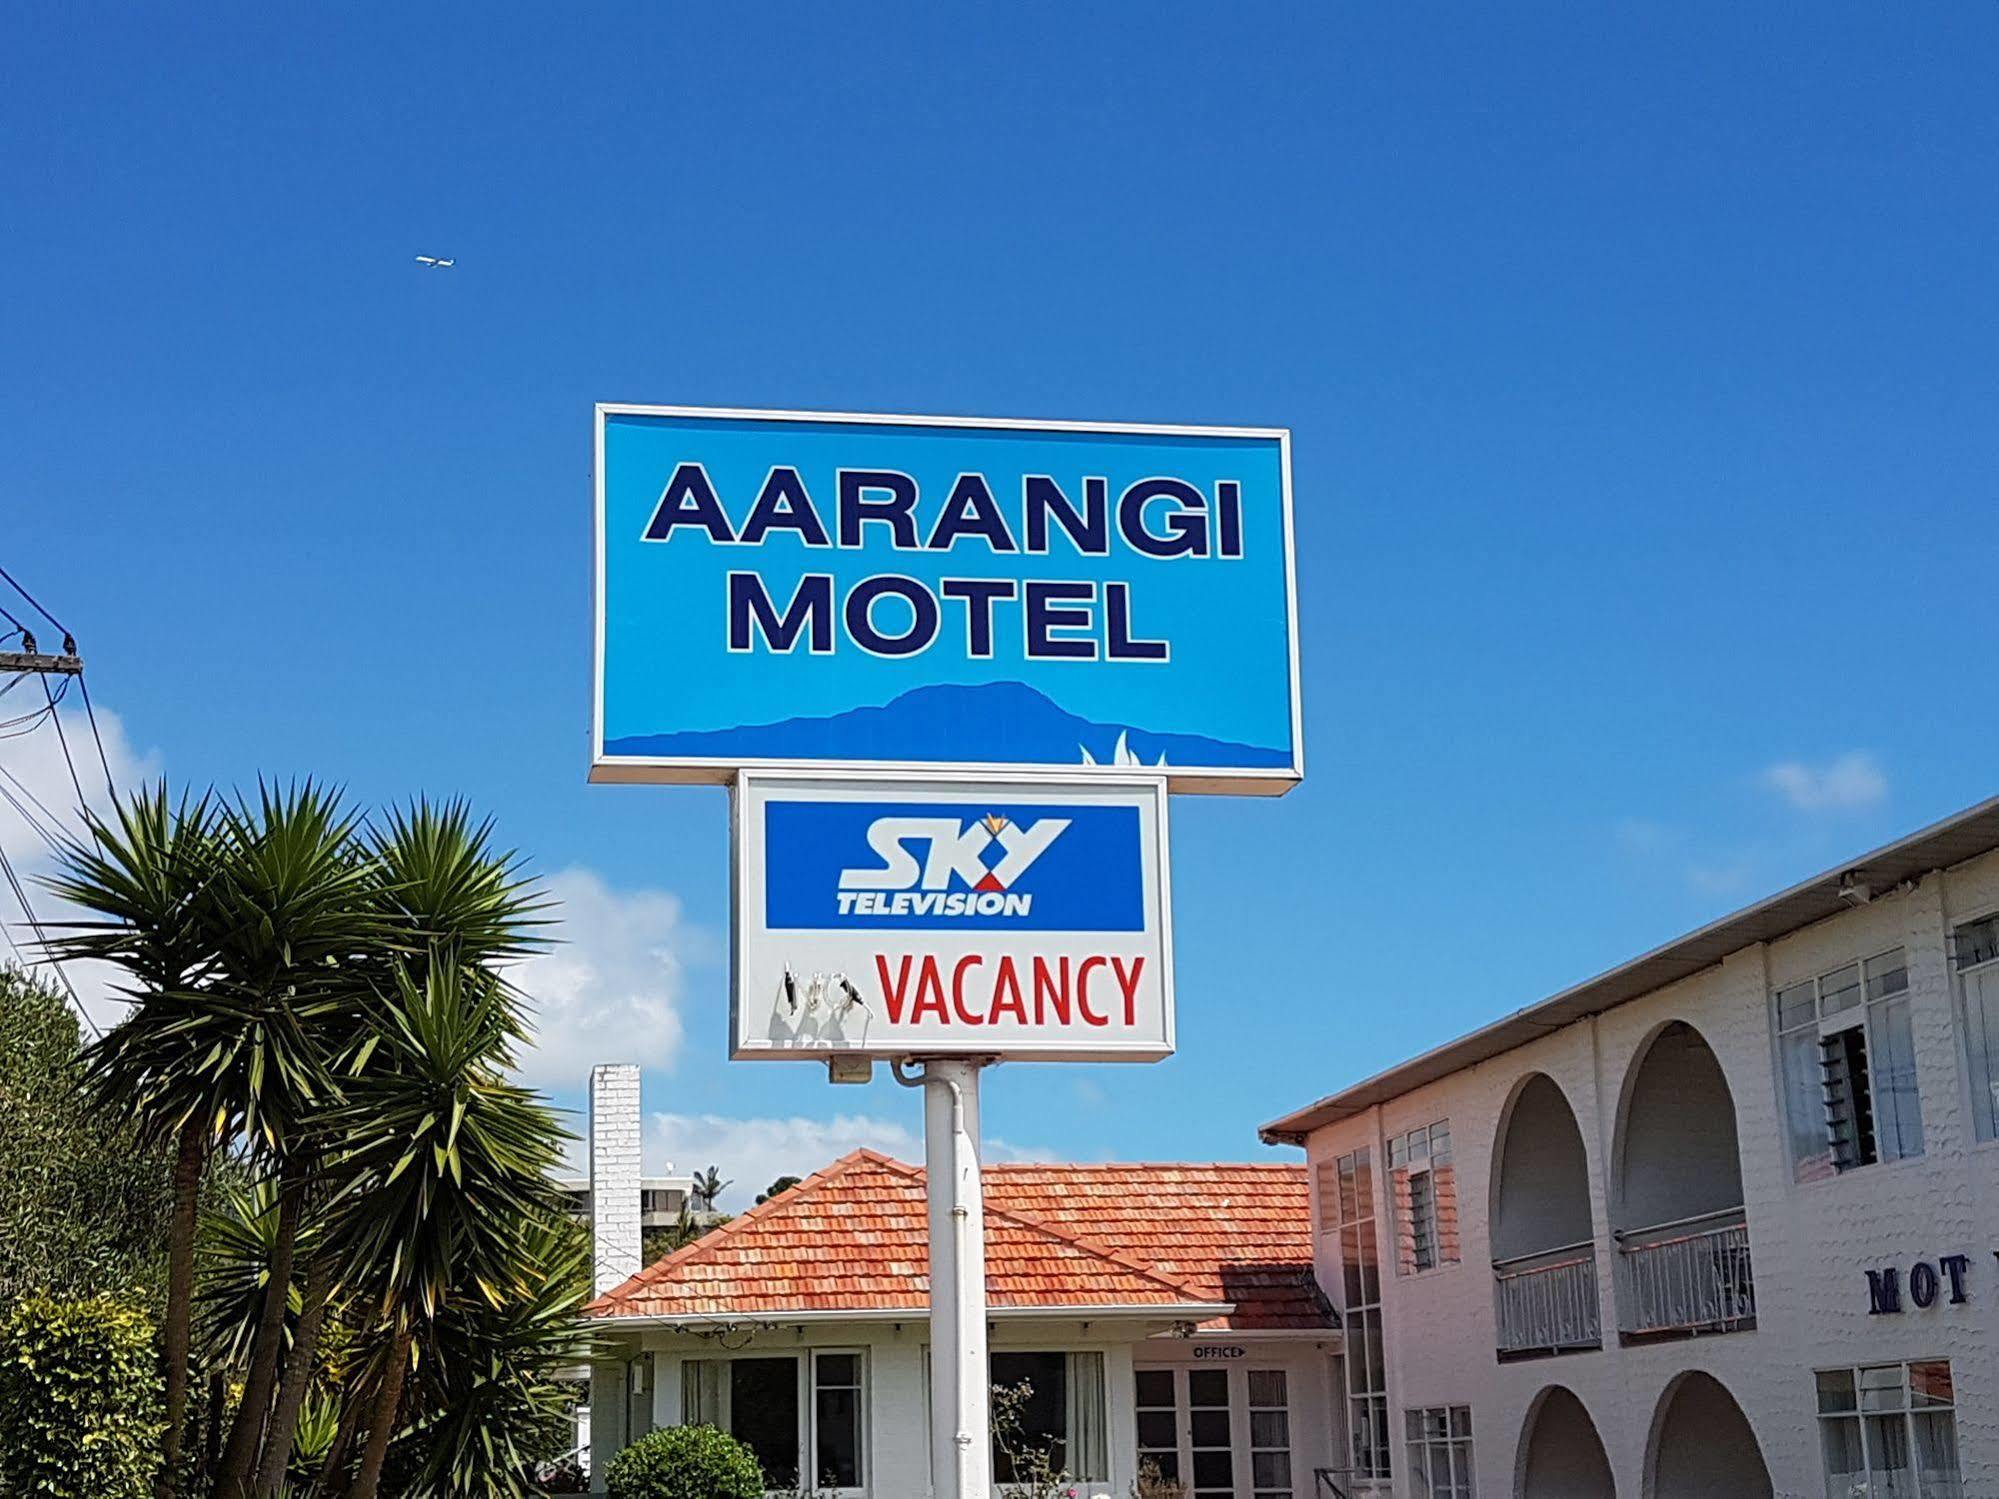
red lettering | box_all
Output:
[1076,956,1109,1026]
[951,955,984,1024]
[990,957,1027,1026]
[1034,956,1071,1025]
[910,956,948,1023]
[875,954,914,1024]
[1111,955,1145,1026]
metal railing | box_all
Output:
[1615,1206,1754,1337]
[1492,1240,1602,1356]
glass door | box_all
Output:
[1186,1367,1235,1497]
[1134,1365,1294,1499]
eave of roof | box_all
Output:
[1261,792,1999,1144]
[589,1301,1236,1328]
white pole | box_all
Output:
[923,1058,991,1499]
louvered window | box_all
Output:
[1389,1121,1458,1274]
[1774,948,1922,1183]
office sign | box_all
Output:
[732,773,1173,1061]
[594,405,1300,794]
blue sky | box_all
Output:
[4,4,1995,1207]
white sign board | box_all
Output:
[732,772,1174,1061]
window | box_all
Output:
[1405,1406,1475,1499]
[1775,948,1923,1182]
[1134,1368,1180,1488]
[1954,914,1999,1140]
[1388,1121,1458,1273]
[679,1352,867,1490]
[1134,1366,1293,1499]
[728,1358,799,1487]
[1319,1147,1389,1482]
[1817,1360,1961,1499]
[989,1350,1107,1483]
[813,1352,862,1489]
[1248,1369,1293,1499]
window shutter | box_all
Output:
[1316,1160,1342,1236]
[1390,1166,1417,1275]
[1433,1162,1460,1265]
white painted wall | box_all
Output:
[588,1319,1341,1497]
[590,1063,643,1298]
[1300,847,1999,1499]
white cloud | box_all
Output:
[1762,752,1888,813]
[510,867,703,1091]
[647,1110,1053,1213]
[0,702,162,1031]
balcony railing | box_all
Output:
[1492,1240,1601,1357]
[1614,1206,1754,1339]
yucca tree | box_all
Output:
[257,799,548,1498]
[367,800,550,975]
[322,954,567,1499]
[199,1171,341,1499]
[187,783,379,1499]
[42,784,225,1498]
[383,1213,594,1497]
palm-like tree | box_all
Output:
[53,788,564,1498]
[322,954,566,1499]
[693,1165,732,1213]
[197,784,377,1499]
[255,798,547,1498]
[382,1213,594,1497]
[42,785,225,1498]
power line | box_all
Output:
[0,774,67,859]
[0,563,70,641]
[74,673,116,802]
[0,839,99,1040]
[39,673,88,812]
[0,563,111,1040]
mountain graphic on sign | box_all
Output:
[603,681,1290,770]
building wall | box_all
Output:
[589,1320,1340,1497]
[1301,847,1999,1499]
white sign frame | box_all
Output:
[592,403,1303,796]
[730,769,1175,1062]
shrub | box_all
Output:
[0,967,173,1307]
[604,1424,765,1499]
[0,1294,164,1499]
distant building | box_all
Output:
[551,1174,698,1232]
[1261,793,1999,1498]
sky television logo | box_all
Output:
[836,815,1068,918]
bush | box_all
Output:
[0,1294,164,1499]
[605,1424,765,1499]
[0,967,173,1307]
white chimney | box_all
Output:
[589,1063,643,1297]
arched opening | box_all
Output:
[1612,1022,1754,1339]
[1516,1386,1614,1499]
[1646,1371,1771,1499]
[1490,1074,1600,1356]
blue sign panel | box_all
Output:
[764,799,1144,933]
[594,406,1301,792]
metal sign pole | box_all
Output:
[921,1057,992,1499]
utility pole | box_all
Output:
[922,1058,993,1499]
[0,630,84,678]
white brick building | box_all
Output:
[1262,795,1999,1499]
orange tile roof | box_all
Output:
[586,1151,1332,1334]
[985,1162,1330,1332]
